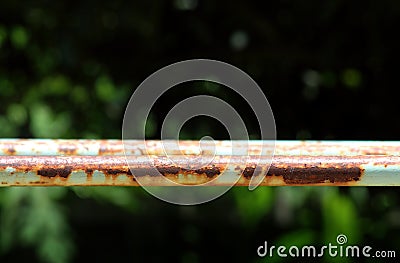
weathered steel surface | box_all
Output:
[0,155,399,186]
[2,139,400,156]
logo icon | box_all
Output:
[122,59,276,205]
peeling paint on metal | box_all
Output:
[0,154,399,186]
[2,139,400,156]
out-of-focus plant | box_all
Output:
[1,1,400,262]
[0,188,73,263]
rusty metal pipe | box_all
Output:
[0,154,399,186]
[2,139,400,156]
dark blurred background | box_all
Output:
[1,0,400,262]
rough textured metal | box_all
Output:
[0,154,399,186]
[2,139,400,156]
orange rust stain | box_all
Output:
[128,165,222,178]
[85,168,94,182]
[98,142,124,156]
[58,145,78,155]
[0,155,386,186]
[2,144,16,155]
[98,144,108,155]
[29,181,47,185]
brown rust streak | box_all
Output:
[241,166,263,179]
[38,166,73,178]
[360,146,400,156]
[263,156,366,184]
[2,144,16,155]
[98,140,124,156]
[58,145,77,155]
[1,155,399,186]
[0,156,134,183]
[267,165,363,184]
[194,165,221,178]
[132,165,222,178]
[0,156,224,185]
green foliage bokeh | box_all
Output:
[1,1,400,262]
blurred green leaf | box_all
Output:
[0,25,6,47]
[266,229,316,263]
[39,75,70,96]
[0,77,15,97]
[0,116,17,137]
[31,49,58,75]
[0,188,73,263]
[321,188,359,263]
[10,26,29,49]
[95,75,116,102]
[349,187,369,208]
[273,187,312,227]
[6,103,28,126]
[342,69,362,90]
[29,104,71,138]
[234,187,273,227]
[70,85,89,104]
[39,75,71,96]
[72,187,138,212]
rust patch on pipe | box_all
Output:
[98,141,125,156]
[105,168,133,175]
[129,168,158,177]
[241,166,263,179]
[58,145,78,155]
[194,165,221,178]
[2,144,16,155]
[267,165,363,184]
[99,144,109,155]
[156,166,180,175]
[130,165,222,178]
[38,166,73,178]
[0,155,398,186]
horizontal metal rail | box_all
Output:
[0,140,399,186]
[2,139,400,156]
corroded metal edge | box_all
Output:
[1,155,399,186]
